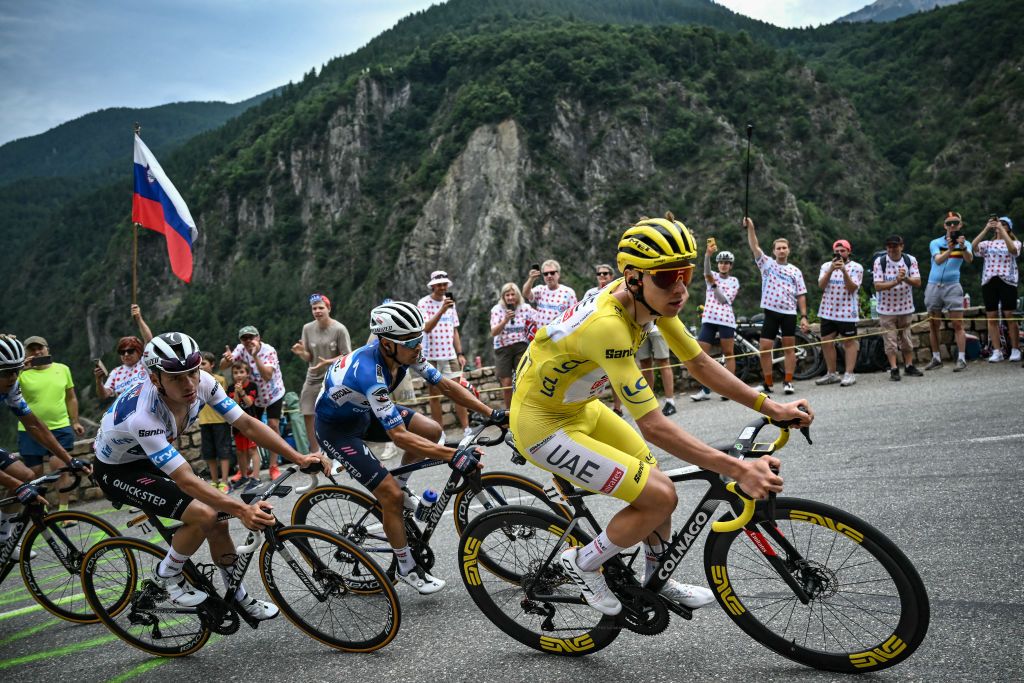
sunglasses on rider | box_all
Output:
[387,335,423,350]
[645,265,695,289]
[0,367,22,379]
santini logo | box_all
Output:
[138,429,163,437]
[605,349,633,359]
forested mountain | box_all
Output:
[836,0,966,24]
[1,0,1020,424]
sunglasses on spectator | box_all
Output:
[118,348,138,355]
[387,334,424,349]
[944,220,961,227]
[644,265,695,289]
[542,270,558,276]
[596,271,612,276]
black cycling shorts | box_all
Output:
[94,459,194,520]
[253,396,284,422]
[760,309,797,340]
[0,448,19,471]
[819,318,857,338]
[314,407,416,491]
[982,277,1018,312]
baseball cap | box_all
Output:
[832,239,852,252]
[237,325,260,339]
[884,235,904,246]
[1000,216,1013,231]
[427,270,452,287]
[23,335,47,348]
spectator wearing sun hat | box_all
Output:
[814,238,864,387]
[417,270,469,435]
[221,324,287,479]
[972,215,1021,363]
[292,293,351,453]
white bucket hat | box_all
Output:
[427,270,452,287]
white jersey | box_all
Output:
[94,371,245,475]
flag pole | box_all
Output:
[132,122,141,306]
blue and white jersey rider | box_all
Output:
[1,380,31,418]
[94,371,244,475]
[314,340,442,432]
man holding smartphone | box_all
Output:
[814,240,864,387]
[417,270,470,436]
[925,211,974,371]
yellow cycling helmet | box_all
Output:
[616,214,698,272]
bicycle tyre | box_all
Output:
[703,497,929,673]
[792,331,825,380]
[81,536,211,657]
[453,471,571,537]
[290,484,396,574]
[259,525,400,652]
[459,505,619,656]
[20,510,118,623]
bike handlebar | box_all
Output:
[711,482,755,532]
[233,465,321,554]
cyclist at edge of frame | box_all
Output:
[0,335,91,512]
[92,332,330,619]
[509,212,814,615]
[313,301,508,595]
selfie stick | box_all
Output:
[743,123,753,224]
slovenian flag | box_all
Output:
[132,134,198,283]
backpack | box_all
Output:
[867,252,912,293]
[837,336,889,373]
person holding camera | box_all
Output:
[522,259,578,328]
[925,211,974,371]
[490,283,536,408]
[873,235,924,380]
[691,240,740,401]
[972,215,1021,363]
[93,304,154,401]
[418,270,470,436]
[814,239,864,387]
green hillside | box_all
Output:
[1,0,1021,437]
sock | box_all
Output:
[218,564,249,602]
[643,541,664,583]
[394,546,416,575]
[763,378,773,388]
[664,397,675,405]
[0,512,11,542]
[394,472,411,490]
[59,503,69,513]
[701,387,710,395]
[784,373,793,383]
[157,548,189,578]
[958,351,966,362]
[932,352,941,361]
[576,530,623,572]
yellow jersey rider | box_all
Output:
[510,213,814,615]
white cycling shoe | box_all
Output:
[398,566,446,595]
[656,579,715,609]
[239,596,280,621]
[152,571,208,608]
[559,547,622,616]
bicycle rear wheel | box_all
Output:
[21,510,118,623]
[453,471,570,537]
[459,506,619,656]
[81,536,211,657]
[704,497,929,673]
[260,525,400,652]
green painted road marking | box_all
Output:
[0,586,117,622]
[0,617,60,647]
[107,659,168,683]
[0,634,118,670]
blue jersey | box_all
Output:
[314,341,442,431]
[928,235,973,284]
[1,380,31,418]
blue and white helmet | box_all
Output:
[369,301,424,339]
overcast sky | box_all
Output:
[0,0,870,146]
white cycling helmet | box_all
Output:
[0,336,26,369]
[143,332,202,374]
[370,301,424,339]
[716,251,735,263]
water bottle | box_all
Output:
[869,294,878,320]
[414,488,439,522]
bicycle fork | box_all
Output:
[741,518,813,604]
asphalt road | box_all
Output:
[2,362,1021,682]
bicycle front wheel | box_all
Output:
[459,505,619,656]
[453,471,571,537]
[21,510,118,623]
[260,525,400,652]
[81,536,211,657]
[290,485,396,573]
[704,497,929,673]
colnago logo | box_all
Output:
[112,479,167,506]
[657,511,709,581]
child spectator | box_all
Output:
[198,352,233,491]
[226,361,260,491]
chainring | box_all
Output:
[618,585,670,636]
[198,598,240,635]
[412,542,435,572]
